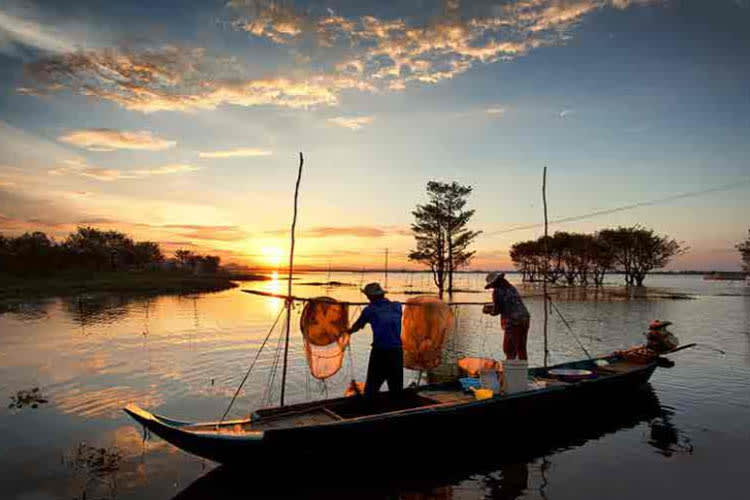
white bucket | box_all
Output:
[502,359,528,394]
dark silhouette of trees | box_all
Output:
[599,226,685,286]
[0,227,208,276]
[510,226,684,287]
[173,249,220,274]
[409,181,481,297]
[735,229,750,274]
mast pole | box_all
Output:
[542,166,549,368]
[280,152,303,407]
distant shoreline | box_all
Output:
[0,270,270,300]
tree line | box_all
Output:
[0,227,220,276]
[510,226,685,286]
[737,229,750,274]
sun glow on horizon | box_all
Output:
[260,246,284,268]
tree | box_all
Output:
[737,229,750,274]
[409,181,481,297]
[599,226,685,286]
[175,249,194,269]
[64,227,135,270]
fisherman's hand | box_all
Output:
[482,304,494,315]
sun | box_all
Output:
[260,246,284,268]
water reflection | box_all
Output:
[170,386,671,500]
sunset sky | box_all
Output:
[1,0,748,270]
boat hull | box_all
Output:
[124,357,657,464]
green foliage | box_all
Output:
[510,226,684,287]
[409,181,481,295]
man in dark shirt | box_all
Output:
[483,272,531,360]
[348,282,403,397]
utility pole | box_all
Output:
[384,248,389,290]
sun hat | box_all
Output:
[362,282,386,296]
[484,272,505,289]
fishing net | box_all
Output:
[457,357,502,378]
[299,297,350,380]
[401,295,454,371]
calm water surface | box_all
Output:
[1,273,748,499]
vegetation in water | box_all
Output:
[510,226,685,287]
[409,181,481,297]
[736,229,750,274]
[66,443,122,500]
[8,387,48,409]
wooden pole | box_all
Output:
[280,152,303,407]
[542,166,549,368]
[384,248,389,290]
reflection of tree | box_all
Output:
[0,298,53,320]
[66,443,121,500]
[61,294,142,329]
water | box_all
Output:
[0,273,748,499]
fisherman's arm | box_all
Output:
[348,307,370,334]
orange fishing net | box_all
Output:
[457,357,502,378]
[401,296,454,371]
[299,297,350,379]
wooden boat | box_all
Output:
[124,353,659,464]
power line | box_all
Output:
[485,179,750,236]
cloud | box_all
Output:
[58,129,177,152]
[328,115,375,131]
[559,108,575,118]
[17,1,661,113]
[49,158,198,181]
[267,225,411,238]
[0,9,78,55]
[198,148,272,159]
[486,107,506,116]
[20,46,374,113]
[160,224,249,241]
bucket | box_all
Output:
[502,359,528,394]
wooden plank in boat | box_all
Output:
[252,408,340,429]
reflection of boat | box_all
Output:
[168,385,667,500]
[124,354,658,465]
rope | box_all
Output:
[263,316,288,407]
[547,297,592,360]
[218,305,285,424]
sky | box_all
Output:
[0,0,748,271]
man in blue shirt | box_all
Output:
[348,282,403,397]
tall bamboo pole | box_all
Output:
[542,166,549,367]
[280,152,303,407]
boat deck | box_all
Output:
[180,357,647,435]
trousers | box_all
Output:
[501,317,530,360]
[365,347,404,397]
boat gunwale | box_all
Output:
[125,355,657,437]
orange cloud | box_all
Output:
[58,129,177,151]
[49,158,198,181]
[198,147,272,158]
[18,1,660,113]
[161,224,250,242]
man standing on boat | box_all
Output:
[483,272,530,360]
[348,282,404,397]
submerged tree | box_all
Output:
[409,181,481,297]
[736,229,750,274]
[599,226,685,286]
